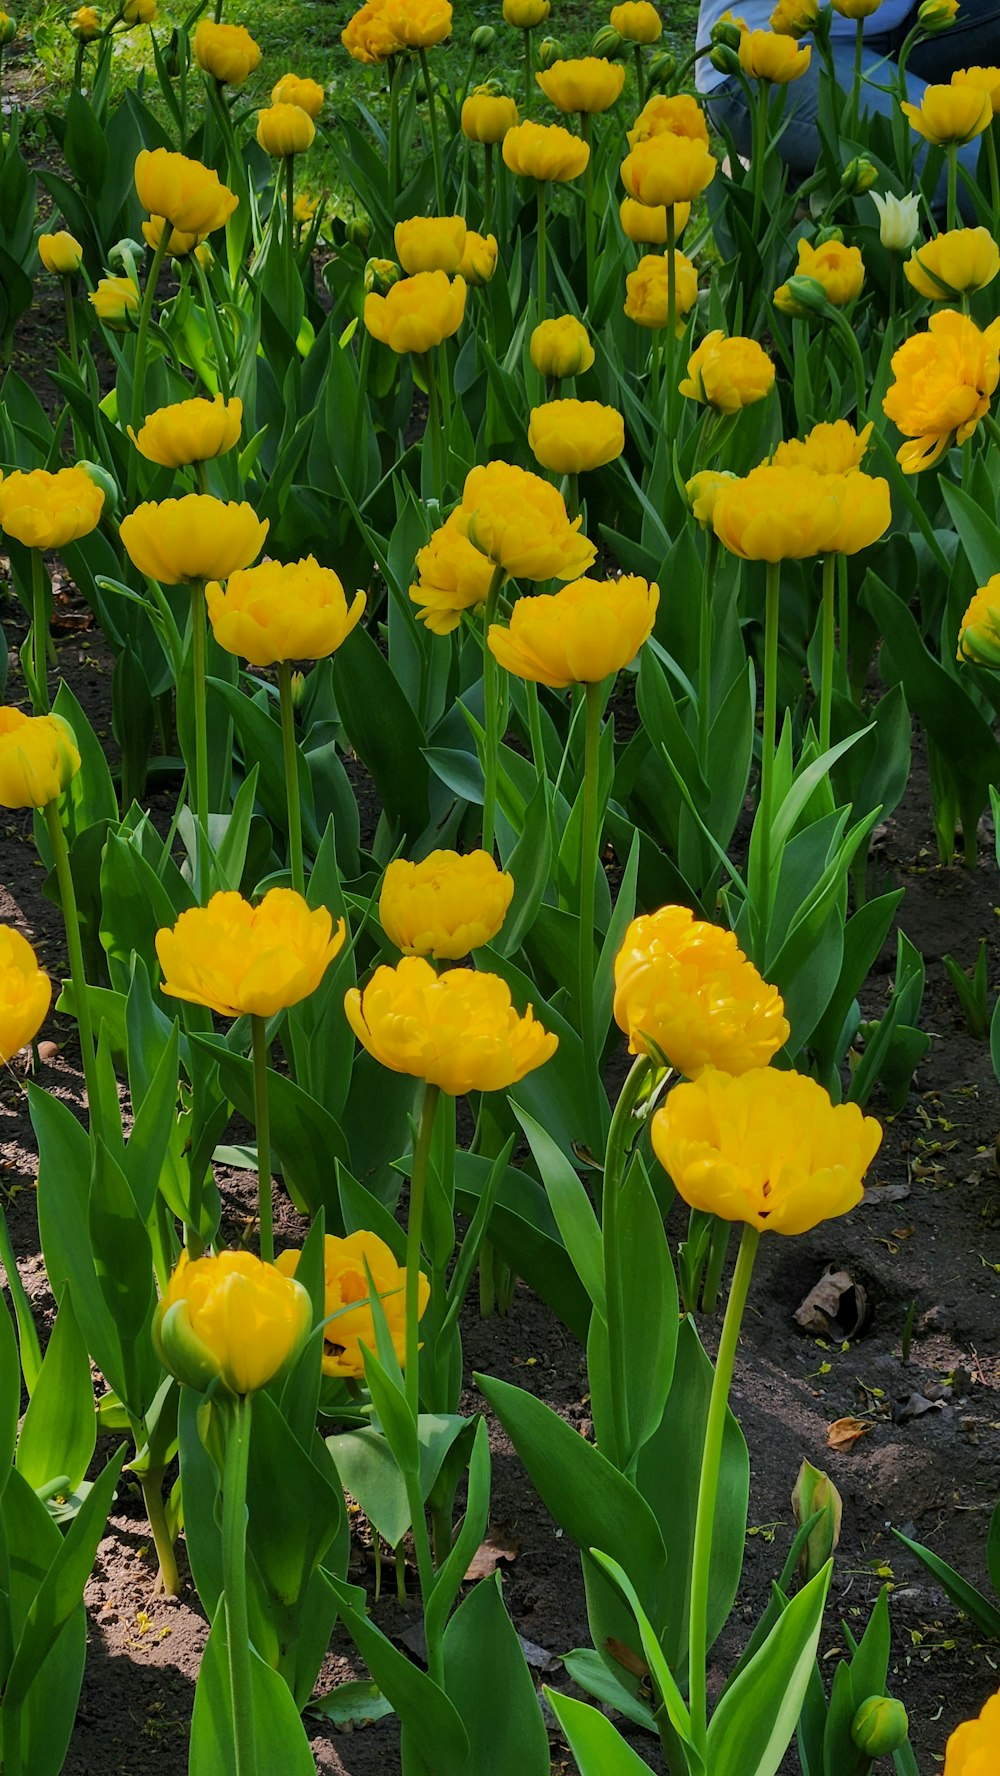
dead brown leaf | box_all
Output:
[463,1528,520,1582]
[605,1638,649,1680]
[827,1416,873,1452]
[794,1267,870,1340]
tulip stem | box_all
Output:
[44,798,100,1118]
[945,145,958,232]
[849,19,863,142]
[757,560,780,937]
[522,26,533,114]
[188,581,211,901]
[423,349,446,507]
[664,205,677,444]
[388,56,402,210]
[29,551,50,715]
[192,247,232,404]
[688,1222,760,1758]
[405,1083,439,1422]
[129,228,170,471]
[140,1467,181,1597]
[251,1015,274,1265]
[481,564,506,858]
[988,121,1000,226]
[749,80,769,243]
[603,1055,653,1469]
[418,48,446,213]
[482,143,495,233]
[818,552,836,753]
[221,1393,258,1776]
[535,181,547,325]
[632,44,646,111]
[697,531,717,776]
[580,112,595,320]
[277,661,305,896]
[578,681,603,1106]
[284,153,296,293]
[649,331,662,419]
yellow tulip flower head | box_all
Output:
[394,214,467,275]
[70,6,101,40]
[0,709,81,809]
[503,0,550,24]
[380,849,514,959]
[712,463,842,559]
[611,3,663,44]
[624,250,699,330]
[530,313,595,377]
[364,271,467,353]
[528,398,625,474]
[134,148,239,238]
[488,574,659,688]
[120,495,267,584]
[0,465,103,549]
[904,226,1000,300]
[193,19,262,85]
[613,905,789,1074]
[38,231,84,275]
[620,196,690,243]
[0,926,51,1062]
[381,0,452,47]
[831,0,882,15]
[256,103,316,157]
[154,1250,312,1395]
[620,132,716,206]
[502,118,590,181]
[628,93,710,147]
[774,236,865,311]
[458,230,499,286]
[123,0,156,21]
[679,330,775,412]
[957,574,1000,666]
[409,512,498,634]
[461,88,519,143]
[141,215,205,257]
[943,1688,1000,1776]
[129,394,243,468]
[651,1067,882,1235]
[342,0,400,63]
[901,81,992,145]
[271,73,325,117]
[344,956,558,1094]
[685,469,737,528]
[156,889,345,1019]
[951,66,1000,113]
[772,418,874,473]
[535,56,626,114]
[769,0,820,35]
[276,1232,427,1378]
[883,309,1000,471]
[738,27,811,80]
[89,274,139,326]
[205,557,366,666]
[454,460,598,581]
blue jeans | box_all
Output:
[707,0,1000,219]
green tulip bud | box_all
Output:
[815,223,845,245]
[709,42,741,76]
[591,24,626,59]
[471,23,496,51]
[162,27,181,78]
[841,155,878,195]
[0,11,17,44]
[791,1460,843,1580]
[647,49,677,91]
[537,35,564,69]
[852,1696,910,1757]
[711,13,743,48]
[364,256,400,295]
[76,461,119,515]
[917,0,958,28]
[347,215,372,252]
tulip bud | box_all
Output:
[70,5,102,40]
[685,470,736,528]
[347,215,372,252]
[0,11,16,44]
[841,155,877,195]
[647,49,676,90]
[852,1697,910,1757]
[289,669,306,708]
[471,23,496,51]
[163,26,181,77]
[194,240,215,273]
[709,42,741,76]
[364,256,400,294]
[777,272,832,317]
[76,461,119,516]
[711,13,743,48]
[591,24,626,58]
[815,224,844,246]
[871,188,921,251]
[917,0,958,27]
[108,237,146,270]
[791,1460,843,1580]
[537,35,565,68]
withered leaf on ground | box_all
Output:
[892,1393,946,1425]
[827,1416,873,1451]
[794,1267,870,1340]
[463,1528,521,1582]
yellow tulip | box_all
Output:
[901,82,992,146]
[141,216,204,257]
[651,1067,882,1235]
[205,557,366,665]
[271,73,325,117]
[409,511,497,633]
[487,574,658,687]
[951,66,1000,113]
[620,132,716,206]
[957,575,1000,666]
[342,0,400,63]
[120,495,267,584]
[458,230,498,286]
[38,231,83,275]
[904,226,1000,299]
[628,93,709,146]
[364,271,467,353]
[0,466,103,549]
[685,469,737,528]
[712,463,842,559]
[944,1689,1000,1776]
[528,398,625,474]
[502,119,590,181]
[611,3,662,44]
[394,215,467,275]
[154,1251,312,1395]
[535,56,626,114]
[344,956,557,1094]
[276,1232,427,1378]
[831,0,882,13]
[679,330,775,412]
[883,309,1000,471]
[624,250,699,330]
[774,235,865,311]
[769,0,820,35]
[738,28,811,80]
[613,905,789,1074]
[380,850,514,958]
[823,471,892,554]
[0,709,81,809]
[461,88,519,143]
[503,0,550,23]
[256,103,316,157]
[193,19,262,84]
[0,926,51,1062]
[135,148,238,238]
[156,888,345,1019]
[123,0,156,20]
[454,460,597,581]
[70,7,101,40]
[89,275,139,326]
[620,196,690,243]
[530,313,595,377]
[381,0,452,47]
[129,394,243,468]
[772,418,874,473]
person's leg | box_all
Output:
[907,0,1000,79]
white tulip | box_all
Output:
[870,191,922,253]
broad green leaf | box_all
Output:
[16,1287,95,1497]
[512,1106,604,1316]
[188,1604,317,1776]
[893,1529,1000,1639]
[443,1577,550,1776]
[325,1574,470,1774]
[546,1689,660,1776]
[706,1562,832,1776]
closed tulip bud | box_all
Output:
[471,23,496,50]
[612,3,663,45]
[537,54,626,112]
[194,240,215,273]
[345,217,371,253]
[685,469,736,527]
[842,154,878,193]
[256,103,316,157]
[711,12,744,49]
[364,255,400,294]
[537,36,565,69]
[530,313,596,377]
[904,225,1000,299]
[89,274,139,327]
[193,18,262,85]
[0,11,16,44]
[71,7,101,40]
[738,28,811,82]
[590,26,626,59]
[625,250,699,330]
[38,231,84,275]
[958,576,1000,666]
[503,118,590,181]
[135,148,238,238]
[163,27,182,77]
[0,709,81,810]
[791,1460,843,1580]
[774,272,836,317]
[0,927,50,1064]
[503,0,550,25]
[458,229,498,285]
[870,189,921,250]
[154,1251,312,1396]
[917,0,958,26]
[462,87,519,142]
[647,49,677,89]
[852,1698,910,1757]
[709,41,741,75]
[76,460,119,515]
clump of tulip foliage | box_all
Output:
[0,0,997,1771]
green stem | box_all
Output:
[700,1220,732,1314]
[423,348,446,506]
[581,112,595,320]
[221,1394,257,1776]
[818,552,836,753]
[251,1015,273,1264]
[604,1053,652,1204]
[697,532,717,775]
[62,276,79,371]
[988,121,1000,227]
[758,561,780,931]
[481,564,506,857]
[405,1083,440,1421]
[388,56,402,209]
[578,681,604,1104]
[44,799,100,1117]
[649,329,661,417]
[750,80,769,241]
[437,342,453,492]
[536,181,547,324]
[688,1223,761,1756]
[664,205,677,443]
[837,552,851,699]
[829,307,867,427]
[130,228,170,446]
[602,1056,653,1468]
[284,152,295,294]
[140,1467,181,1597]
[632,43,646,110]
[482,143,494,232]
[188,581,211,900]
[946,144,958,233]
[523,26,533,113]
[29,551,50,715]
[849,18,863,141]
[277,661,305,896]
[419,48,446,212]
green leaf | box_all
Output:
[325,1574,470,1774]
[598,1155,678,1470]
[16,1287,95,1497]
[455,1155,590,1342]
[0,1287,19,1486]
[559,1649,658,1734]
[0,1469,87,1776]
[194,1036,348,1224]
[546,1689,661,1776]
[188,1603,318,1776]
[986,1500,1000,1601]
[89,1139,158,1417]
[331,623,430,839]
[512,1106,604,1316]
[443,1576,550,1775]
[893,1528,1000,1638]
[706,1562,832,1776]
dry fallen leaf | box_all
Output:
[827,1416,873,1452]
[463,1528,520,1582]
[605,1638,649,1680]
[794,1267,870,1340]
